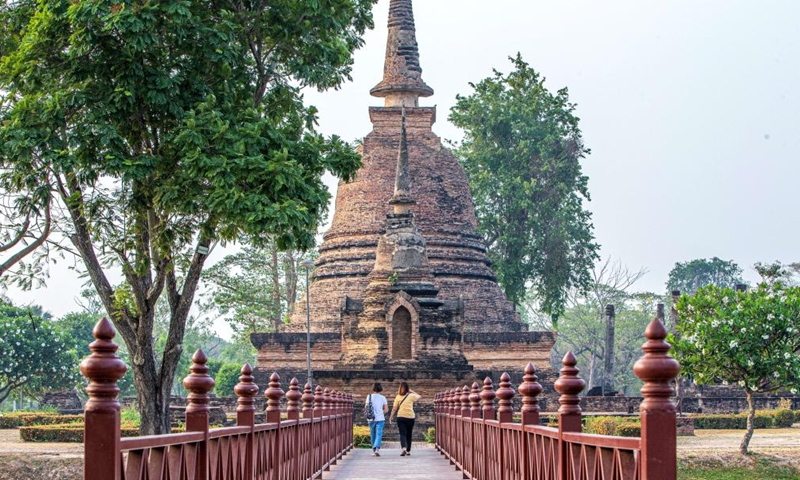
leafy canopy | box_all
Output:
[449,54,598,323]
[0,301,78,405]
[673,283,800,395]
[0,0,376,434]
[666,257,745,295]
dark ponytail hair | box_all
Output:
[398,382,409,396]
[372,382,383,393]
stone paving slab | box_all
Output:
[323,448,464,480]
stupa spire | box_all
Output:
[370,0,434,107]
[389,109,416,214]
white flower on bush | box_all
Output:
[747,359,755,367]
[730,340,739,348]
[786,352,793,360]
[738,380,746,387]
[792,388,798,395]
[773,371,780,378]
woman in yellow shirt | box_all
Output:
[388,382,421,456]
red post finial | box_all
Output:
[265,372,284,423]
[555,351,585,420]
[286,378,302,420]
[302,382,315,419]
[81,318,128,412]
[449,388,458,415]
[81,317,127,480]
[635,318,680,479]
[519,362,543,426]
[183,349,215,426]
[323,387,333,415]
[314,385,324,415]
[459,385,469,417]
[234,364,259,426]
[496,372,515,423]
[469,382,481,419]
[480,377,496,420]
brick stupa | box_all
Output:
[252,0,556,429]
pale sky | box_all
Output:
[5,0,800,322]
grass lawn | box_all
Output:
[679,457,800,480]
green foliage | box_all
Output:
[615,422,641,437]
[19,422,139,442]
[424,426,436,444]
[691,413,774,430]
[0,0,375,434]
[772,409,795,428]
[201,244,305,339]
[667,257,745,295]
[120,407,141,428]
[546,260,655,394]
[214,363,243,397]
[0,301,79,405]
[674,282,800,453]
[674,283,800,395]
[583,416,641,437]
[449,54,598,321]
[678,457,800,480]
[352,425,371,448]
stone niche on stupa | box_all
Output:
[251,0,555,399]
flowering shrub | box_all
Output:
[0,301,79,405]
[673,282,800,453]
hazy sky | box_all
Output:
[5,0,800,322]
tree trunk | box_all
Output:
[739,390,756,454]
[271,246,281,331]
[131,351,172,435]
[284,252,298,316]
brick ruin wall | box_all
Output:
[288,107,522,334]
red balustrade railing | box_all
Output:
[434,317,680,480]
[80,318,354,480]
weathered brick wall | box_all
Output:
[288,107,522,333]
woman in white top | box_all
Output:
[365,382,389,456]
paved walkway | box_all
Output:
[323,447,463,480]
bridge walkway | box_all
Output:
[323,447,463,480]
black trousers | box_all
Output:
[397,417,415,451]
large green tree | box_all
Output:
[0,0,375,434]
[0,301,78,405]
[449,54,598,324]
[673,283,800,454]
[666,257,745,295]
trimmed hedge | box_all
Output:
[19,414,83,427]
[584,416,641,438]
[19,422,139,443]
[0,411,64,429]
[691,410,797,429]
[773,409,795,428]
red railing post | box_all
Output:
[481,378,496,420]
[265,373,284,479]
[469,383,481,419]
[302,383,315,479]
[519,363,543,426]
[80,318,127,480]
[496,373,514,424]
[519,362,543,480]
[555,352,585,480]
[182,349,215,480]
[234,364,258,480]
[634,318,680,480]
[287,378,302,420]
[497,373,515,480]
[287,378,302,479]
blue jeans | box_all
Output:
[368,420,385,449]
